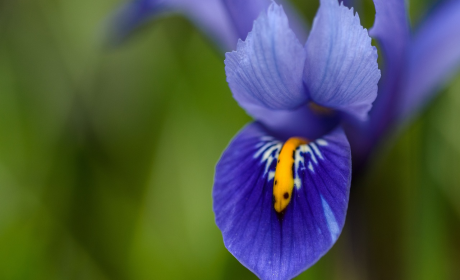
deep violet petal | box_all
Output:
[213,123,351,279]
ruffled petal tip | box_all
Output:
[225,3,307,112]
[303,0,381,121]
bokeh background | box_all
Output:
[0,0,459,279]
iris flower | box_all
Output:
[108,0,460,278]
[110,0,460,166]
[212,1,380,278]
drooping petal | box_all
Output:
[108,0,238,51]
[303,0,380,121]
[213,123,351,280]
[398,0,460,120]
[225,3,307,112]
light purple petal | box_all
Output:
[108,0,238,51]
[213,123,351,280]
[398,0,460,120]
[303,0,380,121]
[223,0,309,44]
[225,3,307,112]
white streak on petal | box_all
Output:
[268,171,276,181]
[310,143,323,160]
[316,139,328,146]
[294,178,301,190]
[261,143,282,175]
[321,195,340,242]
[254,142,275,158]
[308,161,314,172]
[294,147,305,189]
[254,138,282,178]
[302,145,318,165]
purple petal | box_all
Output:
[398,0,460,120]
[303,0,380,121]
[364,0,410,136]
[370,0,410,61]
[225,3,307,112]
[222,0,270,42]
[341,0,360,9]
[342,0,410,168]
[223,0,309,44]
[213,123,351,279]
[108,0,238,51]
[244,103,339,141]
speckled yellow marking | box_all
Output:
[273,137,309,213]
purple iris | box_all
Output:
[214,1,379,278]
[109,0,460,166]
[108,0,460,278]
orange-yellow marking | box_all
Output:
[273,137,309,213]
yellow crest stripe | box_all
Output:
[273,137,309,213]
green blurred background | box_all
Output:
[0,0,459,279]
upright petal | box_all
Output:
[370,0,410,72]
[344,0,410,169]
[398,0,460,120]
[365,0,410,136]
[108,0,238,51]
[214,123,351,280]
[225,3,307,112]
[223,0,309,44]
[303,0,380,121]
